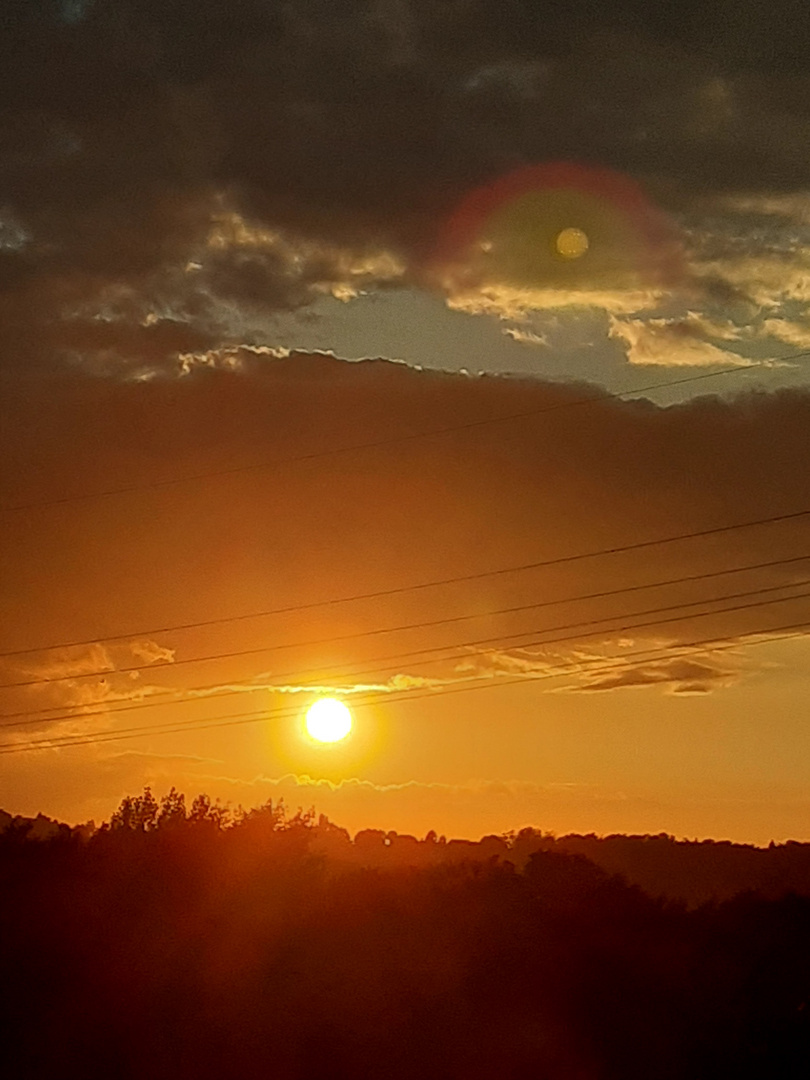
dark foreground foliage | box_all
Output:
[1,793,809,1079]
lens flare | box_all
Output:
[555,227,589,259]
[433,161,682,291]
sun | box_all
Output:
[305,698,353,743]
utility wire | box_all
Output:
[3,608,810,757]
[3,578,809,738]
[5,550,807,726]
[3,560,810,695]
[0,355,787,516]
[3,505,810,665]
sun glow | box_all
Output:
[305,698,353,743]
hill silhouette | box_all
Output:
[1,789,810,1078]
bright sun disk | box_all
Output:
[305,698,353,743]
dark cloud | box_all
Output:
[3,355,810,709]
[2,2,810,371]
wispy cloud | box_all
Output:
[502,327,549,348]
[12,643,115,683]
[608,315,752,367]
[129,640,176,665]
[574,656,738,694]
[185,670,466,701]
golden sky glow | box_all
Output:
[3,4,810,846]
[2,356,810,843]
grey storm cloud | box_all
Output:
[2,1,810,370]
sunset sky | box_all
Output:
[3,0,810,842]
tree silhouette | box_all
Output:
[108,785,159,832]
[157,787,187,829]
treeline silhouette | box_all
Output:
[6,792,810,906]
[1,790,809,1079]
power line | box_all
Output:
[5,550,807,726]
[3,576,809,737]
[3,557,810,695]
[0,357,784,516]
[3,608,810,757]
[182,580,810,698]
[3,504,810,665]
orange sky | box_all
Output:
[3,356,810,843]
[3,2,810,843]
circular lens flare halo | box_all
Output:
[305,697,353,743]
[432,160,683,290]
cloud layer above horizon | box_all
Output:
[4,354,810,703]
[4,1,810,376]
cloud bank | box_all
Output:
[3,2,810,372]
[3,354,810,711]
